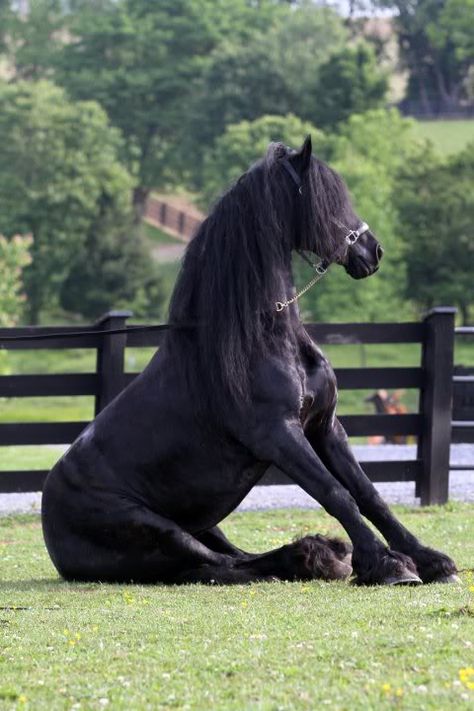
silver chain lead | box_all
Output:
[275,262,328,312]
[275,221,370,312]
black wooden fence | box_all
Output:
[0,307,466,504]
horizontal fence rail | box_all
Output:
[0,307,467,504]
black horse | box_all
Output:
[42,138,458,586]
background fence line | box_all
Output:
[1,307,473,504]
[144,196,202,241]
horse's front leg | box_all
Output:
[249,421,421,585]
[307,417,458,584]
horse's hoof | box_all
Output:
[385,572,423,586]
[352,568,423,586]
[433,573,461,584]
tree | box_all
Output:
[430,0,474,65]
[53,0,246,218]
[0,232,31,373]
[199,113,326,209]
[59,207,164,320]
[0,80,149,323]
[0,0,12,54]
[5,0,64,80]
[312,43,388,129]
[394,142,474,323]
[0,233,31,326]
[375,0,473,113]
[185,1,347,186]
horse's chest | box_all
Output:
[297,350,337,425]
[299,394,315,426]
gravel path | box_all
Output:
[1,445,473,517]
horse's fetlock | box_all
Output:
[412,546,457,582]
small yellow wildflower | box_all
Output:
[18,695,27,704]
[459,667,474,690]
[395,688,403,697]
[381,683,392,694]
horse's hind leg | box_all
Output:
[308,417,458,584]
[193,526,352,582]
[173,535,352,585]
[45,503,236,583]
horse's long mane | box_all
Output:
[165,142,357,417]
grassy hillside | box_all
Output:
[412,119,474,155]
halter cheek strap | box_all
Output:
[281,158,303,194]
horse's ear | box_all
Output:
[295,135,312,174]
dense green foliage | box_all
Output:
[0,233,30,327]
[312,43,388,128]
[376,0,473,112]
[185,1,348,187]
[395,142,474,323]
[0,80,162,322]
[0,1,472,324]
[200,114,326,208]
[0,233,31,374]
[0,506,473,709]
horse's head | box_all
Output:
[335,219,384,280]
[277,137,383,280]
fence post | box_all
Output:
[95,310,132,415]
[417,307,456,505]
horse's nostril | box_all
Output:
[376,244,384,262]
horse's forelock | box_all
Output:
[265,141,288,166]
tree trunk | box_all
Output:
[132,186,150,225]
[459,301,470,326]
[26,284,41,325]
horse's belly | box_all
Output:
[147,458,268,532]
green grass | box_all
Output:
[0,446,64,473]
[142,221,183,246]
[412,119,474,155]
[0,505,473,709]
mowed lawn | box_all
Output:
[412,119,474,155]
[0,505,473,710]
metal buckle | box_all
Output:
[314,262,327,275]
[345,221,369,246]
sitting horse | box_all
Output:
[42,138,458,586]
